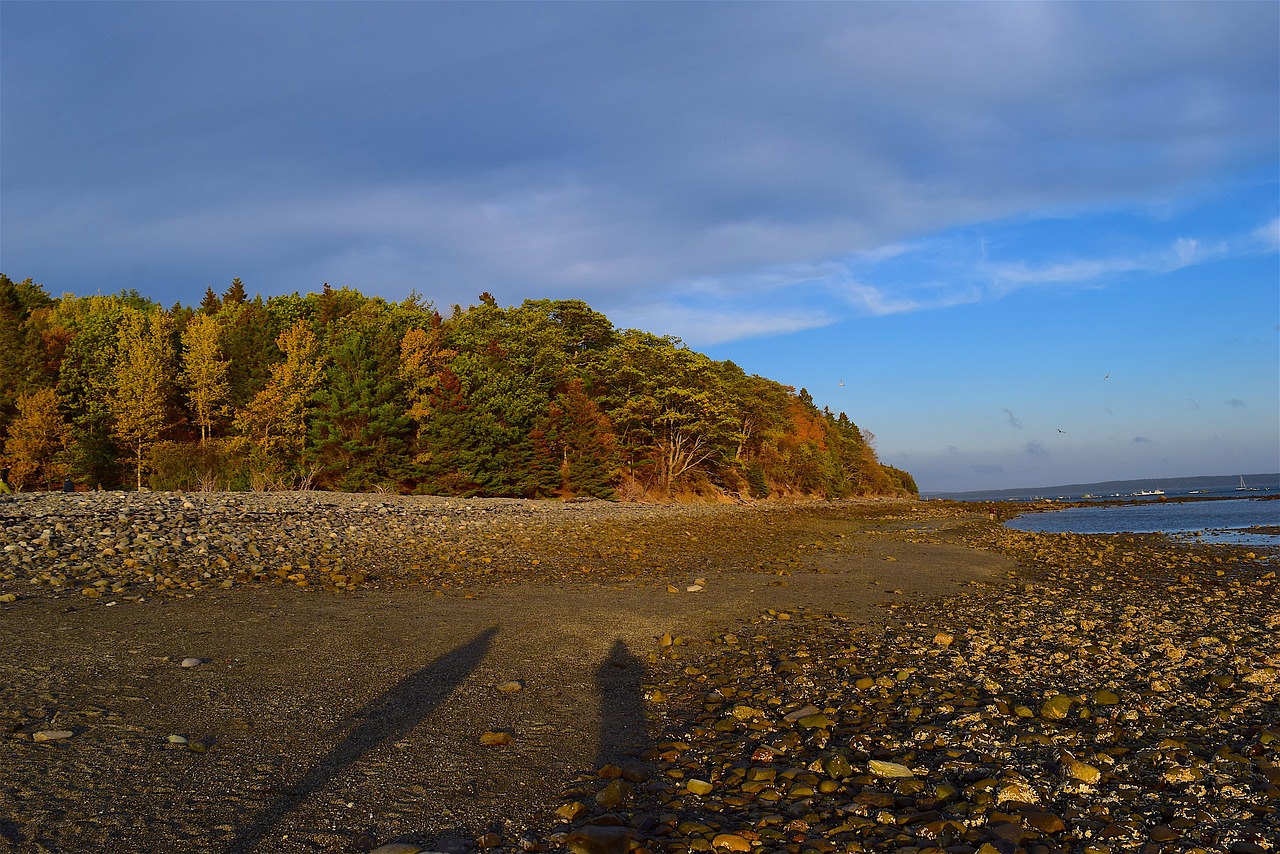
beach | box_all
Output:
[0,494,1275,853]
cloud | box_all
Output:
[1225,398,1246,408]
[1002,408,1024,429]
[1025,441,1049,458]
[1132,436,1154,444]
[3,1,1277,337]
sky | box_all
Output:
[2,1,1277,493]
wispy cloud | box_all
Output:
[1132,436,1154,444]
[1025,441,1049,458]
[1225,398,1246,408]
[1003,408,1023,429]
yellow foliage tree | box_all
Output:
[2,387,69,491]
[180,313,230,442]
[109,310,175,490]
[234,320,326,463]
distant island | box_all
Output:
[0,274,916,501]
[927,472,1280,502]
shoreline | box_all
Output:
[1,496,1276,853]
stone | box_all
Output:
[564,826,631,854]
[685,778,713,795]
[32,730,73,742]
[867,760,914,779]
[479,730,513,746]
[1038,694,1074,721]
[711,834,752,852]
[496,680,524,693]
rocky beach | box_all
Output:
[1,492,1276,854]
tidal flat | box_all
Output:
[0,494,1276,853]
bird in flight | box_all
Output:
[1104,373,1111,380]
[1056,428,1067,434]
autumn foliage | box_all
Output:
[0,275,917,500]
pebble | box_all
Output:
[550,519,1278,854]
[32,730,73,742]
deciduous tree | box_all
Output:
[2,387,69,491]
[109,309,175,490]
[180,313,230,442]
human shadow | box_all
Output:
[227,626,498,853]
[593,638,653,771]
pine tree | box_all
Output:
[307,306,414,490]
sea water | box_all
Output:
[1004,498,1280,549]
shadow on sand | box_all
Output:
[593,638,653,770]
[227,626,498,853]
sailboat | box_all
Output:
[1236,476,1255,491]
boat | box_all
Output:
[1236,476,1255,491]
[1133,489,1165,496]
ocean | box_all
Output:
[1003,496,1280,549]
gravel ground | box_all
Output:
[0,493,1275,854]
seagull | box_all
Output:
[1056,428,1067,434]
[838,380,845,387]
[1104,373,1111,380]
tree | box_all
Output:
[234,319,326,467]
[109,309,175,490]
[596,331,738,495]
[0,275,56,439]
[307,304,415,490]
[180,313,230,442]
[532,378,620,498]
[2,387,69,491]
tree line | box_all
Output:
[0,274,917,500]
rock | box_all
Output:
[1092,688,1120,705]
[996,779,1039,804]
[711,834,752,852]
[1038,693,1074,721]
[479,730,513,746]
[867,760,914,778]
[369,845,425,854]
[180,657,205,668]
[32,730,73,742]
[685,778,713,795]
[564,826,631,854]
[496,680,524,693]
[594,779,632,809]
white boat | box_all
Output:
[1133,489,1165,496]
[1236,476,1254,491]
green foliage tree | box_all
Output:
[55,295,129,487]
[109,309,176,490]
[307,303,416,490]
[596,331,738,495]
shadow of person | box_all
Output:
[227,625,499,853]
[593,638,653,771]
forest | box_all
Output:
[0,274,917,501]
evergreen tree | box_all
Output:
[307,305,414,490]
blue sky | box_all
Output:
[2,1,1276,492]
